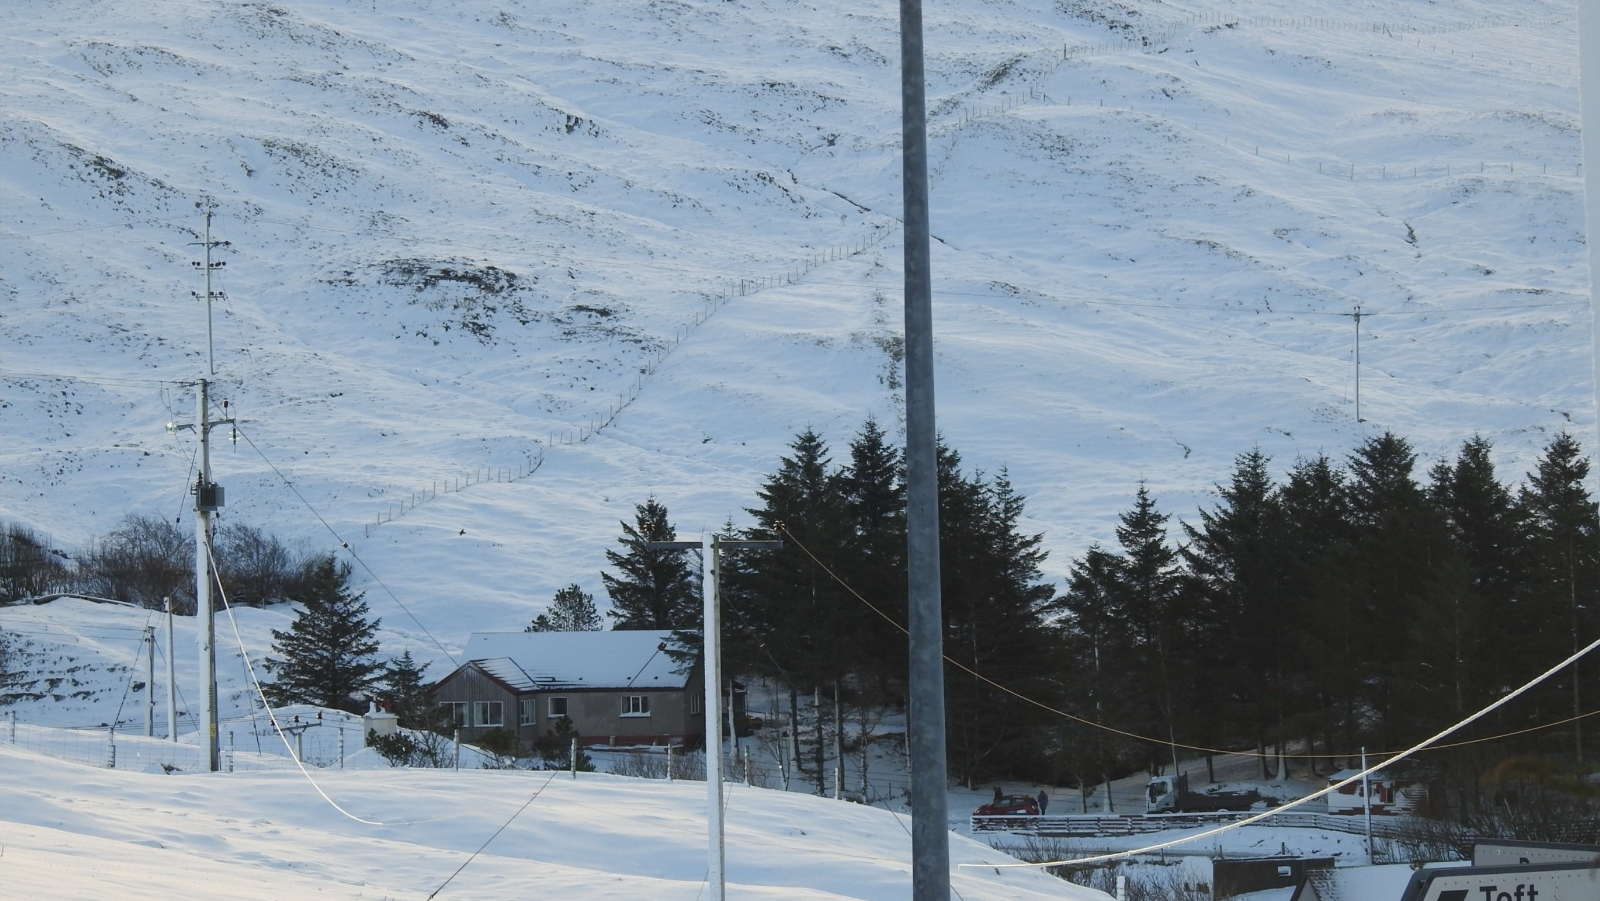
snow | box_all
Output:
[463,629,685,688]
[1,745,1105,900]
[0,0,1591,895]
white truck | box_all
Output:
[1145,772,1264,813]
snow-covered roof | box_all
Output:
[462,631,686,690]
[471,657,540,692]
[1292,864,1443,901]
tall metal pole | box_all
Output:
[646,536,778,901]
[1577,0,1600,768]
[704,536,725,901]
[899,1,950,897]
[203,211,217,376]
[196,379,219,772]
[165,596,178,742]
[1353,305,1362,423]
[145,625,156,738]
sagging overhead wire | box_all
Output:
[206,540,464,828]
[231,424,458,670]
[774,523,1599,760]
[968,631,1600,869]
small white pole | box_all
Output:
[145,625,156,737]
[570,737,578,779]
[165,597,178,742]
[1362,747,1374,863]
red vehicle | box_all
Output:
[974,794,1040,817]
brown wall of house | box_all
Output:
[433,667,537,747]
[434,664,706,752]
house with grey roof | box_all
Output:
[431,630,705,752]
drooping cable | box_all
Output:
[232,425,459,669]
[968,632,1600,868]
[424,768,562,900]
[206,541,463,827]
[777,523,1600,760]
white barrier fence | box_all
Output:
[972,809,1422,839]
[1,711,365,773]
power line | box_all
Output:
[775,523,1598,760]
[0,214,191,239]
[973,632,1600,869]
[425,769,563,900]
[232,425,459,669]
[207,541,464,827]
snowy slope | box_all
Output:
[1,745,1107,900]
[2,0,1591,663]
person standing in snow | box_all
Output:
[993,785,1003,804]
[1036,790,1049,814]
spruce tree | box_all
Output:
[1182,449,1291,773]
[1423,436,1517,718]
[1055,545,1132,794]
[1344,432,1458,747]
[381,651,433,728]
[602,498,700,631]
[1109,482,1187,774]
[1279,453,1359,759]
[1518,432,1599,761]
[837,418,907,688]
[528,584,604,632]
[938,447,1057,783]
[264,557,383,712]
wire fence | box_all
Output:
[1,708,369,773]
[549,221,895,449]
[362,449,545,538]
[929,31,1581,189]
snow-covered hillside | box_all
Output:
[2,744,1108,900]
[3,0,1590,659]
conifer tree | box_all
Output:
[1055,545,1131,794]
[939,447,1057,783]
[528,584,604,632]
[1518,432,1599,761]
[1182,449,1292,773]
[1279,453,1359,758]
[381,651,433,728]
[837,418,907,688]
[1423,436,1517,718]
[1344,432,1459,747]
[603,498,700,631]
[264,557,383,712]
[1110,482,1187,773]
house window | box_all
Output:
[621,695,650,717]
[548,697,568,718]
[519,699,537,726]
[688,692,702,715]
[474,701,503,727]
[441,701,469,728]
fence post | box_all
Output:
[229,731,235,773]
[107,727,116,769]
[668,744,675,782]
[570,737,578,779]
[454,728,461,770]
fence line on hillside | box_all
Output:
[548,221,895,449]
[1,710,367,773]
[937,85,1583,184]
[360,222,894,537]
[363,448,544,538]
[930,42,1579,193]
[1059,14,1572,62]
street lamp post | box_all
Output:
[647,535,780,901]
